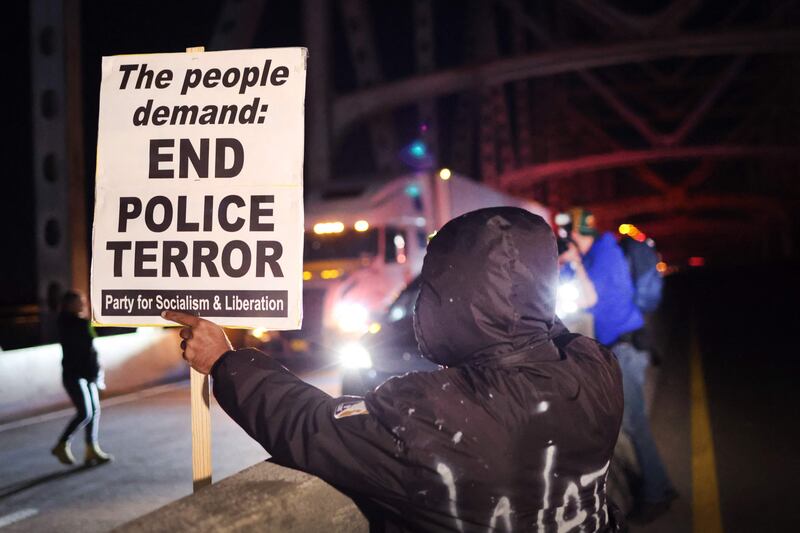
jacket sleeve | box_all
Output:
[82,320,100,381]
[211,348,408,502]
[60,316,100,381]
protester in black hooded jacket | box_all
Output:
[52,290,113,466]
[166,207,624,532]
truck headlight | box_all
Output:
[556,281,580,317]
[338,342,373,369]
[333,302,370,334]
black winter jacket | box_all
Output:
[212,208,624,532]
[58,312,100,381]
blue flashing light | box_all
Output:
[409,140,427,159]
[400,139,435,170]
[405,184,421,198]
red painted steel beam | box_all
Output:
[586,194,785,222]
[564,0,702,38]
[634,217,756,238]
[499,145,800,190]
[333,29,800,134]
[560,105,672,193]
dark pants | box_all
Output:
[59,377,100,445]
[612,342,674,503]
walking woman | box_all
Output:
[51,290,113,465]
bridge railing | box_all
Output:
[116,461,368,533]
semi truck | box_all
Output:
[271,171,549,361]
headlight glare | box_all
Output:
[338,342,373,369]
[556,281,580,317]
[334,302,370,334]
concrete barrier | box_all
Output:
[0,328,186,422]
[116,461,368,533]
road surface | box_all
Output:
[0,368,341,532]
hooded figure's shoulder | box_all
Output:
[552,332,622,405]
[555,331,615,361]
[366,369,450,415]
[364,367,477,434]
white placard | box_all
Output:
[90,48,307,329]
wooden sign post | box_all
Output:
[185,47,212,493]
[190,366,212,491]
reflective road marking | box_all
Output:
[0,381,189,433]
[0,508,38,529]
[690,331,724,533]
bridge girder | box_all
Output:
[332,29,800,135]
[499,145,800,191]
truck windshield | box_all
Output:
[304,228,380,261]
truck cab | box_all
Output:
[280,172,549,361]
[287,176,430,357]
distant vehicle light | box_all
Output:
[313,221,345,235]
[354,220,370,232]
[656,261,668,273]
[688,256,705,267]
[251,327,269,340]
[389,305,406,322]
[334,302,370,334]
[368,322,382,334]
[338,342,373,369]
[289,339,309,352]
[303,270,313,281]
[320,269,341,280]
[438,168,452,180]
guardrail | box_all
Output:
[0,328,186,422]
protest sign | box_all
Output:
[91,47,307,329]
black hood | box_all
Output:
[414,207,561,367]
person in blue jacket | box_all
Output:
[559,208,675,522]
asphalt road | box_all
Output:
[1,264,797,532]
[686,265,799,533]
[628,264,799,533]
[0,369,342,532]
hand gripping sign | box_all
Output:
[91,48,307,330]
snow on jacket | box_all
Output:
[212,207,624,532]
